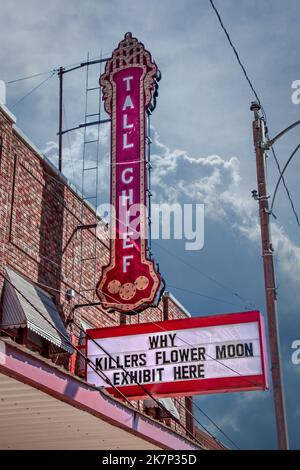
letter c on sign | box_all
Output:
[122,168,133,184]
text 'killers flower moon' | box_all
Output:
[96,33,164,313]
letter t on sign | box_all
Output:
[123,76,134,91]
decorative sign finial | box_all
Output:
[96,34,164,313]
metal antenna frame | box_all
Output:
[56,55,110,309]
[78,53,107,305]
[56,57,110,172]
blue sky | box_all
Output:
[1,0,300,449]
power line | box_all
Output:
[263,120,300,227]
[75,326,236,449]
[71,312,238,448]
[30,276,120,327]
[95,207,258,309]
[69,310,244,449]
[10,72,56,109]
[0,269,203,447]
[94,283,264,391]
[268,142,300,226]
[36,273,263,392]
[208,0,300,231]
[6,70,56,85]
[192,399,239,449]
[4,54,108,85]
[173,401,223,446]
[72,316,221,446]
[0,270,133,407]
[1,270,223,446]
[153,241,257,309]
[166,284,250,309]
[80,285,252,449]
[34,269,261,392]
[13,264,253,448]
[8,270,245,448]
[13,157,256,312]
[270,142,300,223]
[208,0,261,106]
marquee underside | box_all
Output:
[0,373,159,450]
[0,339,201,451]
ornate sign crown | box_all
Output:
[100,32,158,115]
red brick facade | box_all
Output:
[0,104,199,437]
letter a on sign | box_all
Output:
[96,33,164,313]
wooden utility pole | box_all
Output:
[250,101,289,450]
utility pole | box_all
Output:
[250,101,289,450]
[58,66,64,173]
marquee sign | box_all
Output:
[96,32,164,313]
[86,310,268,399]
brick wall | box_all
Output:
[0,105,194,438]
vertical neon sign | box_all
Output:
[97,33,164,313]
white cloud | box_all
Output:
[151,128,241,220]
[150,130,300,292]
[43,123,110,200]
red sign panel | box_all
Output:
[86,310,269,400]
[96,33,164,313]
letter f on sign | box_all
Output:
[123,255,133,273]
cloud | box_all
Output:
[42,123,111,201]
[150,130,300,294]
[151,128,241,219]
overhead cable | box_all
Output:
[208,0,300,230]
[10,72,56,109]
[0,269,203,446]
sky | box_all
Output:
[1,0,300,450]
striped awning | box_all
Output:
[1,268,73,353]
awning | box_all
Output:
[0,268,73,353]
[0,338,201,450]
[144,398,180,420]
